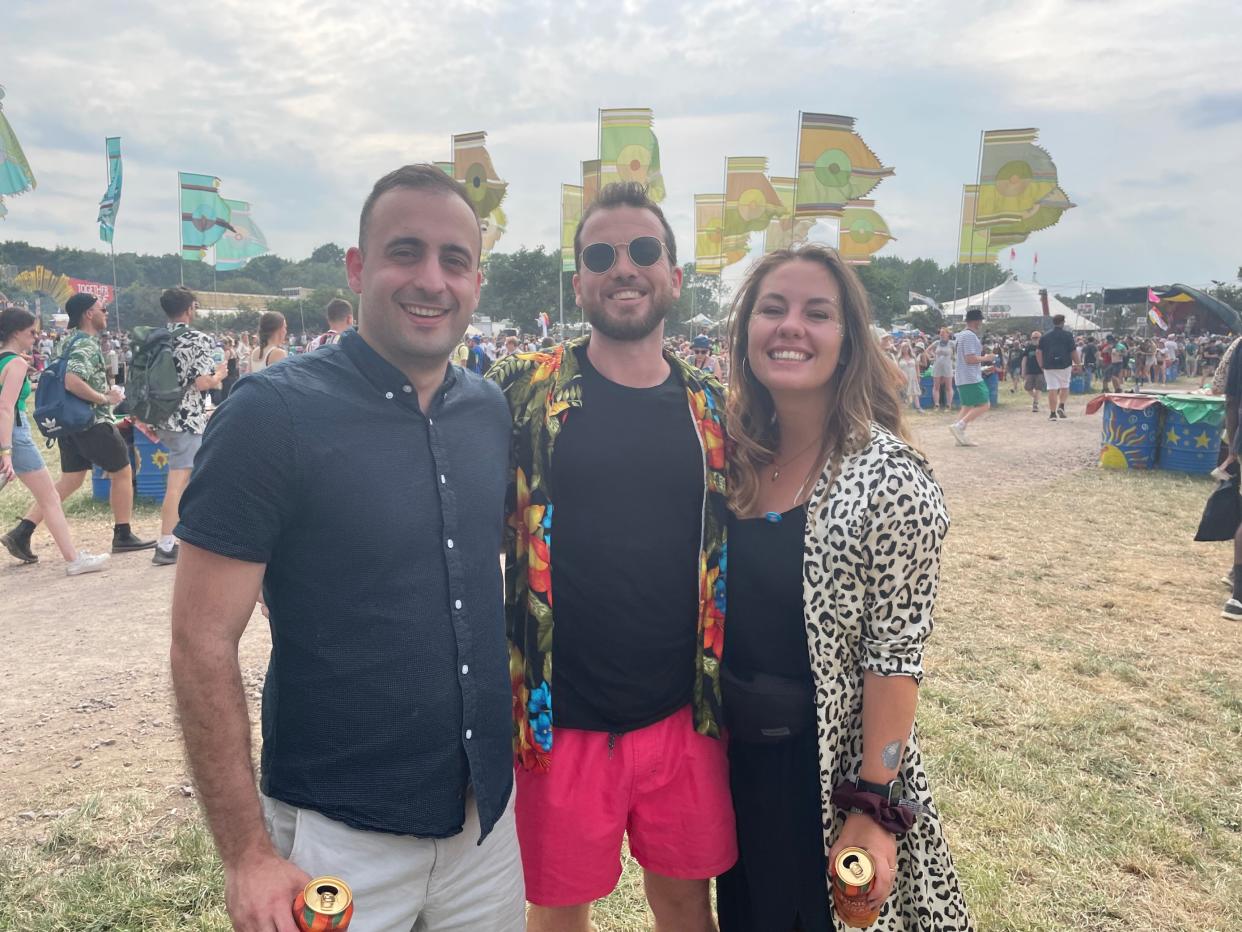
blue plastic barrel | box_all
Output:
[132,431,170,502]
[1098,398,1160,470]
[1070,374,1088,394]
[919,375,934,409]
[1159,405,1223,475]
[91,466,110,502]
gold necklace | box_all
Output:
[770,437,822,482]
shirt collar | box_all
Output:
[339,328,457,403]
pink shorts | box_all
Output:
[514,704,737,907]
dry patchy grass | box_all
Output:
[2,467,1239,931]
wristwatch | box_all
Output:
[855,777,903,806]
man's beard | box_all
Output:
[583,295,672,342]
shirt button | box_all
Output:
[465,729,473,740]
[384,391,394,399]
[461,664,469,675]
[446,538,454,549]
[428,419,434,426]
[454,599,462,610]
[402,384,412,393]
[440,474,446,484]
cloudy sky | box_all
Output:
[3,0,1240,298]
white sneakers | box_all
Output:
[65,551,110,576]
[949,423,978,447]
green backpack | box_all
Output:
[124,327,186,425]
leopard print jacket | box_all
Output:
[803,424,973,930]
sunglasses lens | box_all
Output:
[628,236,663,267]
[581,243,616,274]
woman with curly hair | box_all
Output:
[716,244,971,931]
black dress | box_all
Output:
[717,506,834,932]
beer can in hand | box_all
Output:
[831,846,881,928]
[293,876,354,931]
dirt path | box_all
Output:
[0,396,1105,834]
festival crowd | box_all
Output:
[1,165,1230,932]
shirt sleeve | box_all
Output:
[858,453,950,683]
[189,332,216,380]
[64,339,93,381]
[175,376,301,563]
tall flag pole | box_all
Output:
[0,86,37,220]
[98,137,123,330]
[966,131,984,303]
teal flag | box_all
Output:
[0,86,37,220]
[97,137,122,243]
[214,199,269,270]
[179,172,235,260]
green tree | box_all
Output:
[477,247,559,334]
[670,262,726,331]
[310,243,346,265]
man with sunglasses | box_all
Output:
[488,182,733,932]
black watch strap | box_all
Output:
[856,777,902,805]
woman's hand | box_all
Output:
[829,811,899,910]
[0,452,15,483]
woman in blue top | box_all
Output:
[0,306,108,575]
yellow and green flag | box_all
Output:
[561,184,583,272]
[837,199,893,265]
[452,131,507,220]
[973,128,1074,248]
[694,194,725,276]
[599,108,665,201]
[723,157,783,238]
[582,159,602,208]
[957,185,997,265]
[794,113,893,219]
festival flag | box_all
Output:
[452,131,507,220]
[214,199,270,271]
[598,108,665,201]
[958,185,998,265]
[723,157,784,238]
[694,194,726,275]
[1009,248,1017,261]
[179,172,235,261]
[973,128,1074,249]
[0,86,37,220]
[837,199,894,265]
[794,113,893,219]
[97,137,122,243]
[582,159,602,208]
[433,161,454,177]
[1149,306,1168,330]
[481,205,507,253]
[538,311,550,337]
[561,184,583,272]
[763,176,813,253]
[1147,287,1161,304]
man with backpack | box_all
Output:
[306,298,354,351]
[1,293,154,562]
[148,287,227,566]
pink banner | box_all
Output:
[69,278,115,307]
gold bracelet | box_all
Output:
[0,448,11,456]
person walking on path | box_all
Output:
[151,287,227,566]
[488,181,734,932]
[1037,314,1080,421]
[2,292,153,562]
[0,306,109,575]
[929,328,955,411]
[171,164,524,932]
[948,308,993,447]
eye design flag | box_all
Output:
[561,184,583,273]
[0,86,36,220]
[180,172,236,261]
[723,157,784,238]
[214,199,269,271]
[599,108,665,202]
[97,137,123,244]
[794,113,893,219]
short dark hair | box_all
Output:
[574,182,677,271]
[160,286,196,318]
[1053,314,1066,327]
[325,297,353,325]
[65,292,98,328]
[0,306,36,343]
[358,164,480,261]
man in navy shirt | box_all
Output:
[171,165,523,932]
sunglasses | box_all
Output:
[580,236,665,274]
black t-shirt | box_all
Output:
[550,348,704,732]
[1083,343,1097,366]
[1023,342,1043,375]
[1038,328,1076,370]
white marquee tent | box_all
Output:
[912,278,1099,331]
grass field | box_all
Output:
[2,404,1239,930]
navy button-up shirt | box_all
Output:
[176,329,513,840]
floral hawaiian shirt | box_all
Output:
[56,331,114,424]
[487,337,728,771]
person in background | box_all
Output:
[896,339,923,413]
[307,298,354,351]
[0,306,109,575]
[930,327,955,412]
[249,312,288,373]
[1022,329,1045,413]
[948,308,994,446]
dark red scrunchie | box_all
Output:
[831,784,917,836]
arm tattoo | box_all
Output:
[882,741,901,769]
